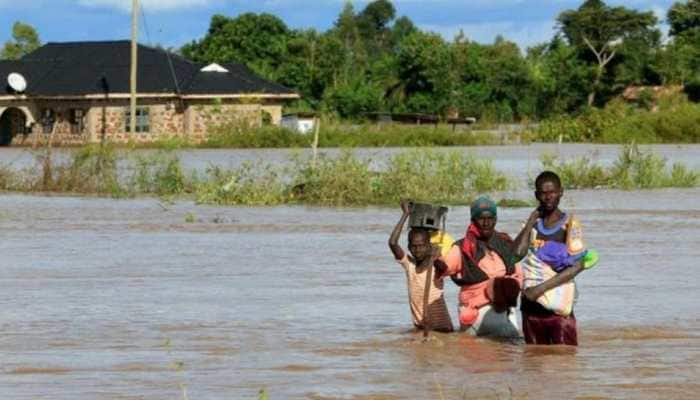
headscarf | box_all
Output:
[461,196,498,264]
[470,195,497,220]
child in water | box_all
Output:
[388,200,454,332]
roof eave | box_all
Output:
[0,92,300,101]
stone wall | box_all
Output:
[185,100,283,141]
[0,98,285,145]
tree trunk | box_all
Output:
[587,65,604,107]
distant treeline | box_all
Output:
[180,0,700,122]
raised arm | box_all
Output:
[389,200,411,260]
[512,208,540,259]
[523,261,584,301]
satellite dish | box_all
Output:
[8,72,27,93]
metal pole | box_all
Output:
[130,0,138,135]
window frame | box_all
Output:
[124,106,150,133]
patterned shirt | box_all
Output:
[398,255,454,332]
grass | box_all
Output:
[2,143,696,204]
[540,143,699,189]
[0,146,512,205]
[529,97,700,144]
[202,120,502,148]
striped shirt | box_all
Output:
[398,255,454,332]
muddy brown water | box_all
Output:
[1,145,700,399]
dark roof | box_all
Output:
[0,40,297,97]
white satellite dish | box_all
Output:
[8,72,27,93]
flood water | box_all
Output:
[1,145,700,399]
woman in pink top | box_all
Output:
[435,196,523,337]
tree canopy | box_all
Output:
[1,21,41,60]
[4,1,699,122]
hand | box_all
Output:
[523,286,543,302]
[400,199,413,215]
[527,208,541,226]
[430,245,441,261]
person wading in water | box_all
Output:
[435,196,522,338]
[389,200,454,333]
[512,171,590,345]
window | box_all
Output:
[70,109,85,134]
[41,108,55,134]
[125,106,150,133]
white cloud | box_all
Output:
[77,0,214,12]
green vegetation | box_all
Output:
[497,198,536,208]
[1,21,41,60]
[0,147,510,206]
[540,143,699,189]
[195,149,510,206]
[1,144,697,204]
[178,0,700,124]
[202,123,501,149]
[530,98,700,143]
[7,0,700,130]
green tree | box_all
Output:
[390,16,417,50]
[356,0,396,56]
[668,0,700,36]
[664,1,700,86]
[527,36,591,116]
[181,13,291,79]
[557,0,658,106]
[322,77,383,118]
[330,2,367,83]
[452,36,536,121]
[1,21,41,60]
[395,31,453,114]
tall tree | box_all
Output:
[181,13,291,79]
[664,0,700,86]
[356,0,396,56]
[527,36,592,116]
[1,21,41,60]
[395,31,453,114]
[668,0,700,36]
[557,0,658,106]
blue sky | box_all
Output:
[0,0,677,51]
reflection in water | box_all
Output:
[1,187,699,399]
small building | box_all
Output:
[280,112,317,134]
[0,41,299,146]
[621,85,683,112]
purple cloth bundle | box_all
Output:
[534,241,586,272]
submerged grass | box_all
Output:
[2,143,696,204]
[0,146,511,205]
[203,122,501,148]
[540,143,699,189]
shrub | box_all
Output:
[540,143,699,189]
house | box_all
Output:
[0,41,299,146]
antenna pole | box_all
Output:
[130,0,138,135]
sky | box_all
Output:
[0,0,678,52]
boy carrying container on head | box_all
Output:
[512,171,598,346]
[388,200,454,333]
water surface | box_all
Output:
[1,186,699,399]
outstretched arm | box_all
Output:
[389,200,411,260]
[523,261,584,301]
[512,208,540,258]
